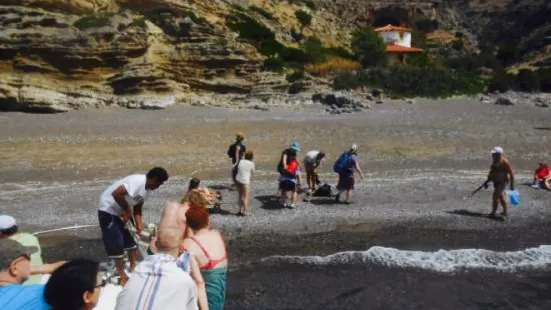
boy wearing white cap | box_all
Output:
[486,146,515,217]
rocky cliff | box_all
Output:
[0,0,547,112]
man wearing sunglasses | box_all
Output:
[0,239,62,309]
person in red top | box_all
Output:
[532,161,551,189]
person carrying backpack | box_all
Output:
[333,144,364,204]
[227,134,246,166]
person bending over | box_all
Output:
[97,167,169,285]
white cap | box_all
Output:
[491,146,504,155]
[0,215,16,230]
[350,144,358,151]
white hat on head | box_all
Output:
[0,215,16,230]
[491,146,504,155]
[350,144,358,151]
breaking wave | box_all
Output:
[260,245,551,273]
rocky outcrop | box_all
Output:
[313,91,372,114]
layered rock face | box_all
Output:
[0,0,543,112]
[0,1,264,112]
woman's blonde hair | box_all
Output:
[180,189,212,207]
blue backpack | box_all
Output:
[333,152,350,173]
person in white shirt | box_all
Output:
[235,151,255,216]
[97,167,169,285]
[115,227,200,310]
[303,150,325,194]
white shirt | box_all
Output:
[115,253,198,310]
[303,150,320,165]
[99,174,149,216]
[235,160,255,185]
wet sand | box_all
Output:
[2,98,551,309]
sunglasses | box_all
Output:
[94,279,107,289]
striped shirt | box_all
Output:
[115,253,198,310]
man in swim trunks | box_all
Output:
[97,167,169,285]
[486,147,515,217]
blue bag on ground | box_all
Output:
[506,190,520,207]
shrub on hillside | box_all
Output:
[295,10,312,29]
[286,70,305,83]
[73,14,112,30]
[496,45,521,67]
[415,19,438,33]
[302,37,327,64]
[351,27,387,68]
[333,66,484,98]
[263,56,285,72]
[537,67,551,92]
[487,70,516,93]
[516,69,540,92]
[228,11,283,56]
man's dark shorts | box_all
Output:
[337,172,355,191]
[98,210,137,259]
[279,180,297,192]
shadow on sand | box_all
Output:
[447,209,505,222]
[534,127,551,131]
[255,195,285,210]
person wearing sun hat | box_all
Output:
[486,146,515,217]
[0,239,52,309]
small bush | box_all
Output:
[295,10,312,29]
[451,39,464,51]
[516,69,540,92]
[129,17,146,28]
[537,67,551,92]
[496,45,520,67]
[73,14,112,30]
[250,6,274,20]
[415,19,438,33]
[228,11,282,56]
[263,56,285,72]
[487,70,516,93]
[302,37,326,64]
[351,27,387,68]
[286,70,305,82]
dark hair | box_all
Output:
[0,225,18,236]
[188,178,200,191]
[317,152,325,160]
[244,150,254,160]
[45,259,100,310]
[147,167,169,183]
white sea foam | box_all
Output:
[260,245,551,273]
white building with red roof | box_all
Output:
[374,24,423,64]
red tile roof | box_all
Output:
[385,44,424,53]
[374,24,412,33]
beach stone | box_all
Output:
[252,104,270,111]
[534,97,550,108]
[495,97,515,106]
[376,100,384,104]
[407,99,416,104]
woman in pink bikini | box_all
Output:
[183,207,228,310]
